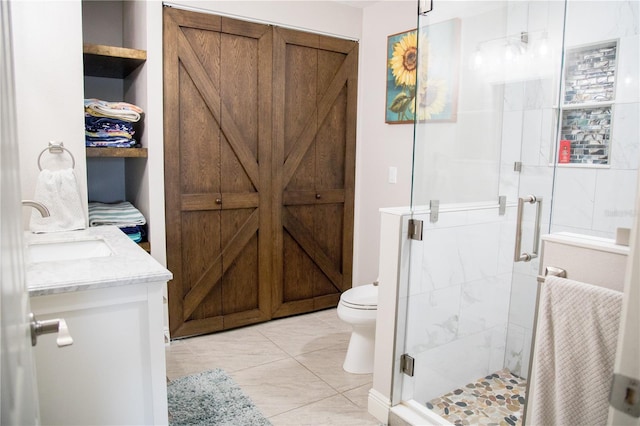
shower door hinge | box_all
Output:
[400,353,415,377]
[408,219,423,241]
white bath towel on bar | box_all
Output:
[529,276,622,426]
[30,168,86,233]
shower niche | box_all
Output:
[559,40,618,166]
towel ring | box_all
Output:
[37,141,76,171]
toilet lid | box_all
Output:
[341,283,378,307]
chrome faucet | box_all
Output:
[22,200,50,217]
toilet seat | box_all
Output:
[340,301,377,310]
[340,284,378,310]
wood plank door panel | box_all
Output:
[165,7,357,337]
[164,7,272,338]
[272,28,358,318]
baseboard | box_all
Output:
[368,388,391,424]
[391,400,452,426]
[164,326,171,345]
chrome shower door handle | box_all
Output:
[514,195,543,262]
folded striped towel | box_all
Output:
[84,99,144,123]
[88,201,146,227]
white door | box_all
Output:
[0,1,40,424]
[607,172,640,426]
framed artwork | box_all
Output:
[385,18,461,124]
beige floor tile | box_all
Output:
[165,354,230,381]
[342,382,373,409]
[295,342,373,393]
[268,394,379,426]
[177,327,290,373]
[229,358,337,418]
[257,312,351,356]
[164,340,195,380]
[313,308,353,332]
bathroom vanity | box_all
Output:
[25,226,172,425]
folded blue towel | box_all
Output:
[85,115,135,134]
[119,225,145,243]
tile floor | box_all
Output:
[426,368,527,425]
[165,308,380,425]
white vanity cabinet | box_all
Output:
[26,226,172,425]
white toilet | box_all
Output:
[337,282,378,374]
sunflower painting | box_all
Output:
[385,19,460,124]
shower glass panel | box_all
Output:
[548,1,640,238]
[398,0,568,423]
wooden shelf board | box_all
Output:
[138,242,151,253]
[83,43,147,78]
[86,147,148,158]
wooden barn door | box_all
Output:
[163,7,273,338]
[272,28,358,317]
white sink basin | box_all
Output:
[28,238,113,263]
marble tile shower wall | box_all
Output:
[552,0,639,238]
[402,206,517,404]
[499,0,640,380]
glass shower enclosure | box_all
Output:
[395,0,639,424]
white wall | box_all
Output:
[164,0,364,39]
[355,1,415,286]
[12,0,87,229]
[608,164,640,425]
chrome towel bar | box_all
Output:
[536,266,568,283]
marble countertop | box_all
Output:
[25,226,172,297]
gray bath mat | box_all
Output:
[167,369,271,426]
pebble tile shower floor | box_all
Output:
[426,368,527,426]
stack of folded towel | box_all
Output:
[84,99,143,148]
[88,201,146,243]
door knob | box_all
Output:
[30,313,73,347]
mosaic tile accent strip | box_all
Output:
[564,42,617,104]
[561,106,612,165]
[426,368,527,426]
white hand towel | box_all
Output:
[529,276,622,426]
[29,168,86,233]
